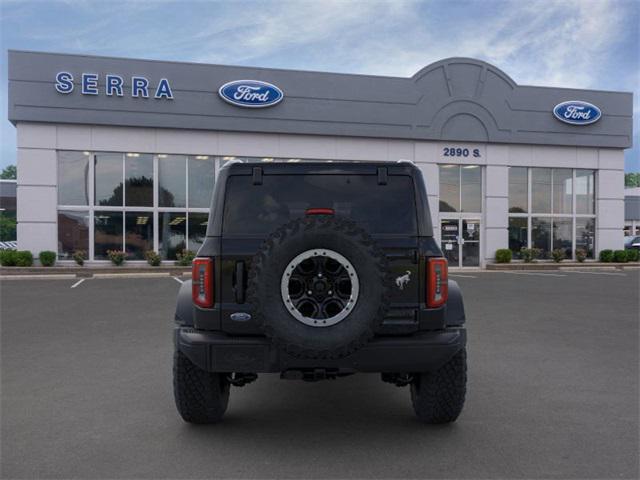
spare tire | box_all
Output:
[247,215,390,359]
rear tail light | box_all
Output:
[192,257,214,308]
[427,258,448,308]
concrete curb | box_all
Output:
[0,266,191,278]
[0,274,78,280]
[486,262,639,271]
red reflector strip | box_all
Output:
[305,208,335,215]
[192,258,214,308]
[427,258,448,308]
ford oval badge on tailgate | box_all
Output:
[230,312,252,322]
[218,80,284,108]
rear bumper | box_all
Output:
[175,327,466,374]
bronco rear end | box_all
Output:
[173,161,467,424]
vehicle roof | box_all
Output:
[222,160,420,176]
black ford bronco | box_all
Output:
[173,160,467,424]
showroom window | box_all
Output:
[508,167,596,259]
[439,165,482,213]
[57,151,215,261]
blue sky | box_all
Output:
[1,0,638,171]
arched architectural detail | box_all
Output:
[441,113,489,142]
[412,57,517,91]
[429,100,502,142]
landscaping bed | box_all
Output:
[487,262,638,270]
[0,265,191,277]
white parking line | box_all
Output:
[450,274,477,278]
[568,270,626,276]
[70,278,86,288]
[499,271,566,277]
[172,276,184,284]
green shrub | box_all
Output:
[613,250,628,263]
[39,250,57,267]
[107,250,127,266]
[599,249,614,262]
[626,249,639,262]
[520,248,533,263]
[15,250,34,267]
[73,250,87,266]
[144,250,161,266]
[175,249,196,266]
[575,249,587,263]
[0,249,18,266]
[551,249,565,263]
[520,247,542,263]
[495,249,512,263]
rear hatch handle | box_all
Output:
[234,261,246,304]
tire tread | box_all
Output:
[411,348,467,423]
[173,350,230,424]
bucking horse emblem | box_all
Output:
[395,270,411,290]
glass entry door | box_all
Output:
[440,219,460,266]
[440,218,481,267]
[461,219,480,267]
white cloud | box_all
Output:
[0,0,637,169]
[179,0,636,96]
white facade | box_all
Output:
[16,122,626,267]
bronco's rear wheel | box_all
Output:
[248,215,390,359]
[173,349,230,424]
[410,348,467,424]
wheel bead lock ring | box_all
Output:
[280,248,359,327]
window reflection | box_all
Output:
[532,217,551,258]
[188,212,208,252]
[552,217,572,257]
[125,154,153,207]
[508,167,527,213]
[439,165,460,212]
[531,168,552,213]
[58,210,89,258]
[159,155,186,207]
[95,153,123,206]
[461,165,481,213]
[159,212,186,260]
[58,152,90,205]
[125,212,153,260]
[576,218,595,258]
[508,217,527,258]
[552,169,572,214]
[188,156,215,208]
[576,170,595,214]
[94,211,123,259]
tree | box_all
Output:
[1,165,16,179]
[625,172,640,188]
[0,215,16,241]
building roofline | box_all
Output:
[7,49,633,96]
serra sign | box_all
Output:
[218,80,284,108]
[55,72,174,99]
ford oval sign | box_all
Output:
[553,100,601,125]
[218,80,283,108]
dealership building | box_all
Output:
[7,50,633,267]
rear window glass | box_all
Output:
[222,174,417,235]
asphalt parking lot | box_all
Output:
[1,270,639,479]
